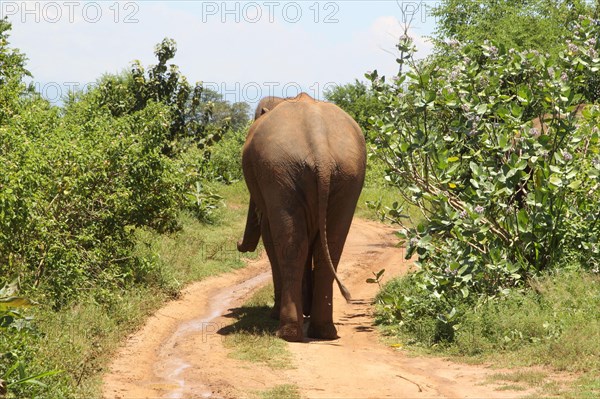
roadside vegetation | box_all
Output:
[0,19,253,398]
[328,1,600,397]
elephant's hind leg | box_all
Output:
[307,238,339,340]
[267,208,309,342]
[302,236,317,318]
[308,183,360,340]
[260,219,281,319]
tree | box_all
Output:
[430,1,598,102]
[432,0,592,56]
[198,87,250,132]
[0,19,29,84]
[89,38,249,156]
[0,19,34,126]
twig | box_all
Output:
[396,374,423,392]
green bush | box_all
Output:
[91,38,228,156]
[454,270,600,371]
[1,90,182,305]
[431,0,593,61]
[0,21,241,397]
[370,16,600,337]
[201,125,248,183]
[375,273,458,344]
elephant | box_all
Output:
[237,93,366,342]
[253,96,286,120]
[531,103,587,133]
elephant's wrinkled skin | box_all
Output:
[253,96,287,120]
[237,93,366,342]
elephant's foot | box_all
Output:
[307,322,339,340]
[276,322,304,342]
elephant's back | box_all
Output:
[245,95,366,173]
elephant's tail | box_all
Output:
[317,168,352,303]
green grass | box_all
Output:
[356,184,402,220]
[451,270,600,373]
[560,375,600,399]
[225,332,292,370]
[486,370,548,391]
[257,384,301,399]
[376,269,600,397]
[222,284,294,370]
[226,290,302,399]
[244,283,277,308]
[499,372,600,398]
[28,286,166,398]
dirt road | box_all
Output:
[103,219,528,399]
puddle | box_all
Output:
[157,271,272,398]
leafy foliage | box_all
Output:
[431,0,592,58]
[84,37,249,156]
[199,124,248,184]
[0,29,243,306]
[0,19,29,86]
[0,20,248,397]
[1,84,183,307]
[370,16,600,337]
[431,0,600,103]
[0,281,63,398]
[377,269,600,378]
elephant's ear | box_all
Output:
[260,107,270,116]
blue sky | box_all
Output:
[3,1,437,105]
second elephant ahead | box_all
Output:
[237,93,366,342]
